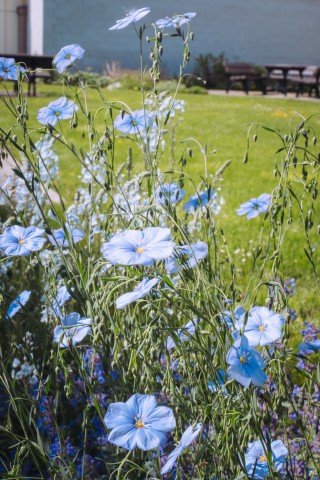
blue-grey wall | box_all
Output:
[44,0,320,74]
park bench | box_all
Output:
[224,62,266,94]
[289,66,320,98]
[264,64,306,95]
[0,53,54,96]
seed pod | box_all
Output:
[300,129,308,139]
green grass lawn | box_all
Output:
[1,83,320,323]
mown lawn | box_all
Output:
[1,83,320,323]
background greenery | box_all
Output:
[1,83,320,329]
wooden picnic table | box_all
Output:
[0,53,54,96]
[264,64,306,95]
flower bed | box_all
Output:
[0,9,319,480]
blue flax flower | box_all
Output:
[165,241,208,273]
[0,57,25,81]
[235,306,285,347]
[183,188,214,214]
[161,422,202,474]
[208,370,227,394]
[156,12,196,29]
[0,225,46,256]
[48,227,85,248]
[166,319,198,350]
[53,44,85,74]
[221,305,246,330]
[155,182,186,206]
[102,227,175,266]
[236,193,271,219]
[245,439,288,479]
[104,393,175,450]
[226,336,267,387]
[6,290,31,319]
[53,312,92,348]
[298,339,320,353]
[116,277,160,309]
[51,285,72,318]
[114,109,152,134]
[37,96,79,126]
[109,7,150,30]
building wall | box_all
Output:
[0,0,22,53]
[43,0,320,74]
[29,0,43,54]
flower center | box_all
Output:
[258,325,266,331]
[136,248,144,253]
[239,356,246,364]
[131,120,137,126]
[65,54,71,59]
[4,67,9,72]
[18,240,25,245]
[135,420,144,428]
[260,455,267,462]
[54,111,61,117]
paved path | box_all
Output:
[0,156,60,203]
[208,89,319,102]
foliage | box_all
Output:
[190,52,227,89]
[66,69,111,88]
